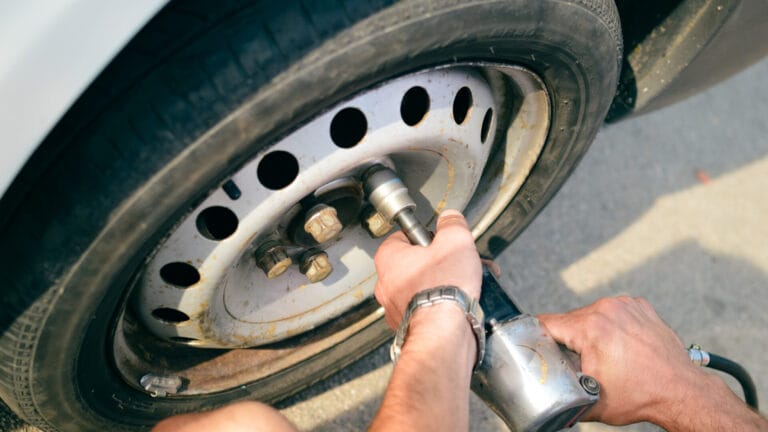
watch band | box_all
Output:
[390,286,485,371]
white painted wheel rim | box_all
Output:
[131,65,550,349]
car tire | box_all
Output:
[0,0,621,430]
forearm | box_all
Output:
[369,304,476,432]
[649,368,768,431]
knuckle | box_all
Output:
[584,311,614,335]
[594,296,623,313]
[634,296,654,310]
[436,216,470,233]
[438,209,465,221]
[607,296,641,316]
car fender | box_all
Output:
[0,0,169,196]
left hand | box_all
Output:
[538,297,698,426]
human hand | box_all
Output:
[538,297,706,426]
[373,209,482,330]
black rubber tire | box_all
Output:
[0,0,621,430]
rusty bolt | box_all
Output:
[300,251,333,283]
[255,242,292,279]
[303,204,343,243]
[361,206,393,238]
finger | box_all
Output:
[373,287,398,330]
[433,210,475,250]
[374,230,413,261]
[633,296,657,317]
[435,209,469,231]
[385,312,398,330]
[382,230,410,246]
[580,404,606,423]
[538,313,584,354]
[480,259,501,277]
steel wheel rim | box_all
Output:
[113,64,551,396]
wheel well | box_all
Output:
[0,1,280,231]
[610,0,768,120]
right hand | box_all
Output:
[373,209,482,330]
[538,297,706,426]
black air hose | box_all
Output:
[706,353,759,410]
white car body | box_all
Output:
[0,0,168,197]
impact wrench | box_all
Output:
[362,164,599,432]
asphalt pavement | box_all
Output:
[3,56,767,432]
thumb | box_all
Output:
[434,209,470,232]
[432,209,474,248]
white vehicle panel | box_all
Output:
[0,0,169,198]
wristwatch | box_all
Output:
[390,286,485,371]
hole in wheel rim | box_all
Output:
[169,336,201,345]
[401,86,430,126]
[257,151,299,190]
[152,308,190,324]
[330,107,367,148]
[159,262,200,287]
[453,87,473,124]
[481,108,494,143]
[196,206,239,240]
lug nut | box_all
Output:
[304,204,343,243]
[300,251,333,283]
[255,242,292,279]
[361,206,393,238]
